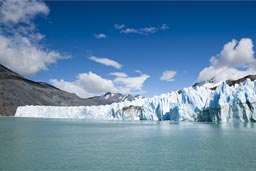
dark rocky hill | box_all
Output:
[0,64,101,115]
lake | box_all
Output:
[0,117,256,170]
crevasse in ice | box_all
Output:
[15,79,256,122]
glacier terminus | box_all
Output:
[15,78,256,122]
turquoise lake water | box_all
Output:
[0,117,256,170]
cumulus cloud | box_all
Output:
[89,56,122,69]
[197,38,256,83]
[0,0,49,25]
[113,73,150,94]
[95,33,106,39]
[0,0,67,76]
[50,71,150,98]
[210,38,254,67]
[114,24,125,29]
[160,70,176,82]
[120,24,169,35]
[50,79,94,98]
[50,72,117,98]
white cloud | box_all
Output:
[110,72,128,77]
[50,72,117,98]
[0,0,67,76]
[210,38,255,67]
[160,70,176,82]
[113,73,150,94]
[121,28,139,34]
[50,79,93,98]
[121,27,157,35]
[0,35,67,76]
[197,38,256,83]
[141,27,158,34]
[89,56,122,69]
[95,33,106,39]
[50,71,150,98]
[135,70,143,75]
[0,0,49,25]
[198,66,255,84]
[120,24,169,35]
[114,24,125,29]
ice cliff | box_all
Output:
[15,79,256,122]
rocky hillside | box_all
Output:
[0,64,100,115]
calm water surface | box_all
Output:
[0,117,256,170]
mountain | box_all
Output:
[88,92,144,105]
[0,64,98,115]
[0,64,138,116]
[16,75,256,122]
[193,75,256,89]
[226,75,256,86]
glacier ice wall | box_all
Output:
[15,79,256,122]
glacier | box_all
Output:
[15,79,256,122]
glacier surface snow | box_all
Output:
[15,79,256,122]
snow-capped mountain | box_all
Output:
[193,75,256,89]
[16,75,256,122]
[88,92,143,104]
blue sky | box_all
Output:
[0,1,256,98]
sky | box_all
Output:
[0,1,256,98]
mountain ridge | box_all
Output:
[88,92,144,104]
[193,75,256,90]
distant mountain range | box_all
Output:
[0,64,140,116]
[89,92,144,104]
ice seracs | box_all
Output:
[15,78,256,122]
